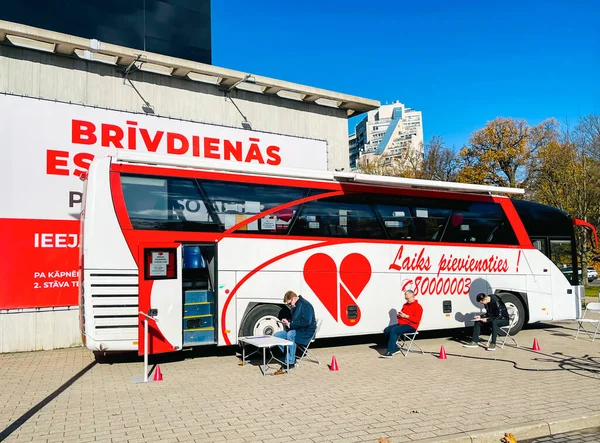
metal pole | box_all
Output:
[144,317,149,383]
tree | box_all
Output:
[457,117,559,188]
[357,136,458,181]
[418,136,459,181]
[531,115,600,284]
[356,154,404,176]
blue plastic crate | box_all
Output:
[183,316,213,330]
[184,290,214,304]
[183,303,211,317]
[184,329,215,344]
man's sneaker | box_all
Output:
[380,351,394,358]
[463,341,479,348]
[280,363,295,370]
[487,344,496,351]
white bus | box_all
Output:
[79,152,589,355]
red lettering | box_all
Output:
[203,137,220,159]
[450,278,457,293]
[74,152,95,178]
[389,246,404,271]
[224,140,243,161]
[140,129,164,152]
[167,132,189,155]
[46,150,69,176]
[192,136,200,157]
[72,120,97,145]
[414,276,422,295]
[389,246,431,272]
[266,145,281,165]
[443,278,451,294]
[245,143,265,164]
[101,124,124,149]
[435,278,444,294]
[127,123,137,150]
[463,278,472,294]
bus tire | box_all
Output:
[498,293,526,334]
[240,304,286,337]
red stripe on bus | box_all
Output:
[493,197,532,247]
[224,190,344,234]
[220,240,345,345]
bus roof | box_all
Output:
[114,151,525,196]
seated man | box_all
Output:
[463,292,509,351]
[274,290,316,370]
[381,289,423,358]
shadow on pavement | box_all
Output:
[0,361,97,441]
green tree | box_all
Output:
[531,116,600,284]
[457,117,558,188]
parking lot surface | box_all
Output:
[1,316,599,443]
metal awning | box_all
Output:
[0,20,380,117]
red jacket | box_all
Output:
[398,300,423,330]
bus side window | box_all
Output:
[373,205,414,240]
[290,195,386,240]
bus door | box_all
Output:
[181,243,218,346]
[138,243,183,355]
[548,238,580,320]
[525,238,553,320]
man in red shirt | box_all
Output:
[381,289,423,358]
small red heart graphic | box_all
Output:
[339,253,371,325]
[303,253,338,321]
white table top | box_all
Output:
[239,336,293,347]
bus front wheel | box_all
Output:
[498,293,526,334]
[240,304,286,337]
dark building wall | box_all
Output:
[1,0,212,64]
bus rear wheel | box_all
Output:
[240,304,286,337]
[498,293,526,334]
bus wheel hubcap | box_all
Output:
[253,315,282,336]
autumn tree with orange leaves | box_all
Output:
[457,117,559,189]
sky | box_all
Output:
[212,0,599,151]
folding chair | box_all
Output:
[296,319,322,366]
[575,302,600,342]
[395,331,424,357]
[486,306,519,349]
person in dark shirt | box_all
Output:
[274,290,317,370]
[463,293,509,351]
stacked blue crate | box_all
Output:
[183,289,215,344]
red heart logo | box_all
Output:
[303,252,371,326]
[304,253,338,321]
[339,253,371,325]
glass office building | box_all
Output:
[1,0,212,64]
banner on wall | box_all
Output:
[0,94,329,309]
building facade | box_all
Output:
[350,101,424,170]
[0,0,212,64]
[0,20,378,353]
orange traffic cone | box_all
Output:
[153,364,163,381]
[532,338,541,351]
[439,346,447,360]
[329,355,339,371]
